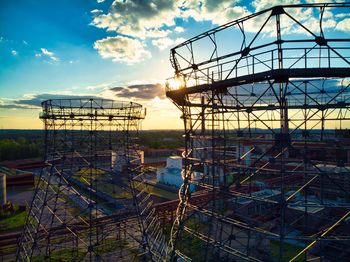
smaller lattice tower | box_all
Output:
[16,99,167,261]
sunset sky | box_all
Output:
[1,0,349,129]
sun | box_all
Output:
[166,76,186,90]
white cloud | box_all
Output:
[181,0,250,25]
[152,37,187,50]
[91,9,103,16]
[91,0,180,38]
[152,38,174,50]
[93,36,151,63]
[93,0,248,33]
[251,0,298,12]
[97,0,106,3]
[41,48,53,56]
[90,0,252,63]
[91,0,346,64]
[174,26,184,33]
[336,18,350,32]
[39,48,59,61]
[335,13,350,19]
[11,50,17,56]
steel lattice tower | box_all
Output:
[16,99,167,261]
[166,3,350,261]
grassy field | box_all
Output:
[76,167,107,176]
[72,174,133,200]
[270,239,304,261]
[32,248,86,261]
[0,209,27,233]
[146,184,178,200]
[31,238,129,261]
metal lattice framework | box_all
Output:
[166,3,350,262]
[16,99,167,261]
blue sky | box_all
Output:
[0,0,349,129]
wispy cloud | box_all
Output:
[36,48,59,61]
[90,9,103,17]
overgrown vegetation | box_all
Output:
[30,238,132,261]
[175,217,214,261]
[270,239,304,262]
[0,205,27,233]
[32,248,86,261]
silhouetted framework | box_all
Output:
[16,99,167,261]
[166,3,350,261]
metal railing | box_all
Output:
[166,46,350,91]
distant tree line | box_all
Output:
[139,130,184,149]
[0,137,43,161]
[0,130,184,161]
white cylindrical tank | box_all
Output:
[111,150,144,172]
[166,156,182,169]
[111,151,127,172]
[0,173,7,206]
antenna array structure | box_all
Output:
[166,3,350,261]
[16,99,167,261]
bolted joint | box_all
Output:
[315,36,327,46]
[241,47,250,57]
[271,6,285,15]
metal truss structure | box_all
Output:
[16,99,167,261]
[166,3,350,261]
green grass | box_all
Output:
[146,184,178,200]
[31,238,129,261]
[0,210,27,232]
[97,182,133,199]
[72,174,133,200]
[94,238,128,254]
[173,217,213,261]
[0,244,17,255]
[32,248,86,261]
[270,239,304,262]
[60,194,90,219]
[76,167,106,176]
